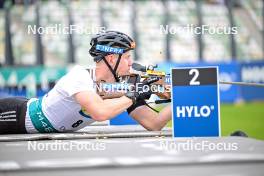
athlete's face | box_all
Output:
[103,51,132,81]
[116,51,133,76]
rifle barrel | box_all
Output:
[219,81,264,87]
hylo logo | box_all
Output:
[176,105,214,118]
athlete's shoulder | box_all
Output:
[55,65,96,95]
[69,65,88,72]
[68,65,95,75]
[66,65,89,77]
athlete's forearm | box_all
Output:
[155,105,172,130]
[130,104,171,131]
[98,96,133,120]
[75,91,133,121]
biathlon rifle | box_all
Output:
[98,63,171,104]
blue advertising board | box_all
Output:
[240,61,264,101]
[109,111,138,125]
[215,62,241,102]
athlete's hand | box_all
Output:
[125,77,160,104]
[155,84,171,99]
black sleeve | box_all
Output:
[127,99,147,114]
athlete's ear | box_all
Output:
[105,54,117,65]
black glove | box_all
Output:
[127,98,147,114]
[136,77,160,100]
[125,76,160,105]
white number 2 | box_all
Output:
[189,69,200,85]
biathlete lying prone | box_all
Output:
[0,31,172,134]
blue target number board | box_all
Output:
[171,67,221,137]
